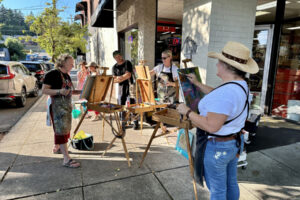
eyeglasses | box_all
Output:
[162,57,169,60]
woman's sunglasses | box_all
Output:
[162,57,169,60]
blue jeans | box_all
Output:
[204,135,243,200]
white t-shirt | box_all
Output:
[198,80,249,136]
[153,64,179,80]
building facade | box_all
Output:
[75,0,300,123]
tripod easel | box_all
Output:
[139,108,198,200]
[73,71,131,167]
[125,60,167,134]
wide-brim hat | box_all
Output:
[208,41,259,74]
[86,61,99,68]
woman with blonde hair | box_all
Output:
[150,49,179,103]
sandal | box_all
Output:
[63,159,81,168]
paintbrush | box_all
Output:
[178,72,192,78]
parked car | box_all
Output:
[0,61,39,107]
[41,61,54,72]
[20,61,45,88]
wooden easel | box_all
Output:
[139,108,198,200]
[73,73,131,167]
[125,60,167,134]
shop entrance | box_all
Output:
[250,25,274,113]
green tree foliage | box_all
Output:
[4,37,26,61]
[25,0,88,61]
[0,5,33,36]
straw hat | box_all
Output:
[208,41,259,74]
[86,61,99,68]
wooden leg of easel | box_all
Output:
[121,137,131,167]
[140,112,143,135]
[73,109,88,137]
[102,113,105,141]
[184,128,198,200]
[160,123,169,144]
[139,123,160,168]
[102,136,117,156]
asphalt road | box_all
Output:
[0,91,42,133]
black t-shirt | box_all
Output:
[112,60,133,86]
[43,69,72,89]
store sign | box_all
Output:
[157,26,176,33]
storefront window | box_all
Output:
[155,21,181,66]
[272,20,300,121]
[124,29,139,66]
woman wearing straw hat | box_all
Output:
[177,41,258,200]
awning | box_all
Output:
[75,1,87,13]
[74,14,84,26]
[91,0,114,28]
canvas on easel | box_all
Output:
[178,67,204,113]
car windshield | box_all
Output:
[0,65,8,75]
[22,63,42,72]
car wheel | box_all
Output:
[30,82,39,97]
[16,88,27,107]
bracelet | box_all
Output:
[186,109,192,119]
[57,89,60,95]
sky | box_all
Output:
[1,0,81,22]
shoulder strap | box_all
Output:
[222,82,249,125]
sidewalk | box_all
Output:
[0,95,300,200]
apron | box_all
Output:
[156,64,177,103]
[50,71,74,136]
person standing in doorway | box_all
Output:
[112,50,139,130]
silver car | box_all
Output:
[0,61,39,107]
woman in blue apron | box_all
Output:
[43,54,80,168]
[177,42,259,200]
[150,50,179,104]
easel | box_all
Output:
[139,108,198,200]
[125,60,166,134]
[182,58,191,69]
[73,72,131,167]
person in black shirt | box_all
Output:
[42,54,80,168]
[112,50,139,130]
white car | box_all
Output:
[0,61,39,107]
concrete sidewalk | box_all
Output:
[0,95,300,200]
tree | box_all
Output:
[4,37,26,61]
[0,5,32,36]
[25,0,88,61]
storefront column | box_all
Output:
[181,0,257,86]
[117,0,156,68]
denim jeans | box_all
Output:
[203,135,243,200]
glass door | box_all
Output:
[250,25,274,113]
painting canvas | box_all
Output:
[178,67,204,113]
